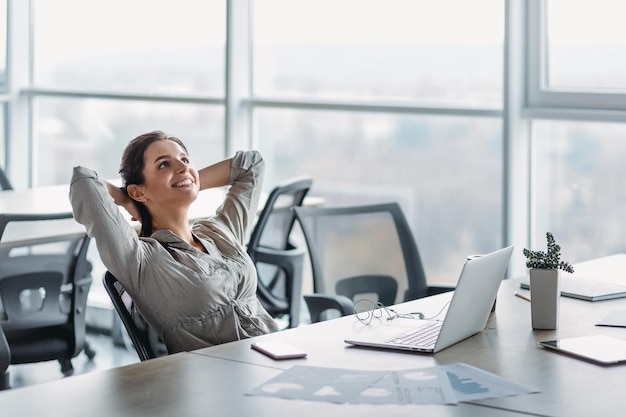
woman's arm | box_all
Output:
[209,151,264,244]
[197,158,232,191]
[70,166,144,288]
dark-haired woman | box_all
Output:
[70,131,278,353]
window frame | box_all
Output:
[0,0,7,93]
[526,0,626,120]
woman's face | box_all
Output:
[128,139,200,208]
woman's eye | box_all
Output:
[158,161,169,169]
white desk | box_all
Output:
[3,268,626,415]
[193,275,626,417]
[0,350,529,417]
[5,274,621,416]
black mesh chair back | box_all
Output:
[294,202,453,322]
[0,212,96,381]
[247,176,313,328]
[0,327,9,390]
[0,167,12,191]
[102,271,167,361]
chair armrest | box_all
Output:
[304,294,354,323]
[252,246,306,267]
[252,246,306,328]
[426,284,455,296]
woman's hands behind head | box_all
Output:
[106,181,141,223]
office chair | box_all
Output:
[293,202,454,322]
[102,271,167,361]
[0,212,96,382]
[0,326,9,390]
[247,176,312,328]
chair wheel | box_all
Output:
[0,371,10,390]
[84,342,96,360]
[60,360,74,377]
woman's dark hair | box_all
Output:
[119,130,188,237]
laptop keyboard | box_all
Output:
[385,321,443,348]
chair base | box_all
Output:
[0,371,10,390]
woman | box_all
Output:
[70,131,279,353]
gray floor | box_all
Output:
[6,330,140,390]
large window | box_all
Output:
[532,120,626,263]
[0,104,5,167]
[255,109,502,283]
[252,0,504,282]
[12,0,626,286]
[0,0,6,91]
[546,0,626,91]
[528,0,626,111]
[527,0,626,262]
[33,0,226,96]
[253,0,504,108]
[29,0,227,186]
[35,97,224,185]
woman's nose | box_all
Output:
[175,160,189,172]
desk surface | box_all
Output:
[194,277,626,417]
[0,351,523,417]
[2,259,626,416]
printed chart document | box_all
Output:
[435,363,539,402]
[246,363,539,405]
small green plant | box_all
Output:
[523,232,574,273]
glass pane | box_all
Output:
[0,103,5,169]
[0,0,6,90]
[255,108,502,284]
[547,0,626,91]
[35,97,224,186]
[253,0,504,107]
[33,0,226,95]
[532,120,626,263]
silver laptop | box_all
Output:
[344,246,513,353]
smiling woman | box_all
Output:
[69,131,279,355]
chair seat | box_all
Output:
[4,326,73,363]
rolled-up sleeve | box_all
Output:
[213,151,265,245]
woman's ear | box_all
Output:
[126,184,147,203]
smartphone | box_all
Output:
[251,341,307,360]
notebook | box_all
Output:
[539,335,626,365]
[344,246,513,354]
[519,277,626,301]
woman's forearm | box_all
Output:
[198,158,232,191]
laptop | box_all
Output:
[344,246,513,353]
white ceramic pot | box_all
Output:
[529,268,560,330]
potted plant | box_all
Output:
[523,232,574,330]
